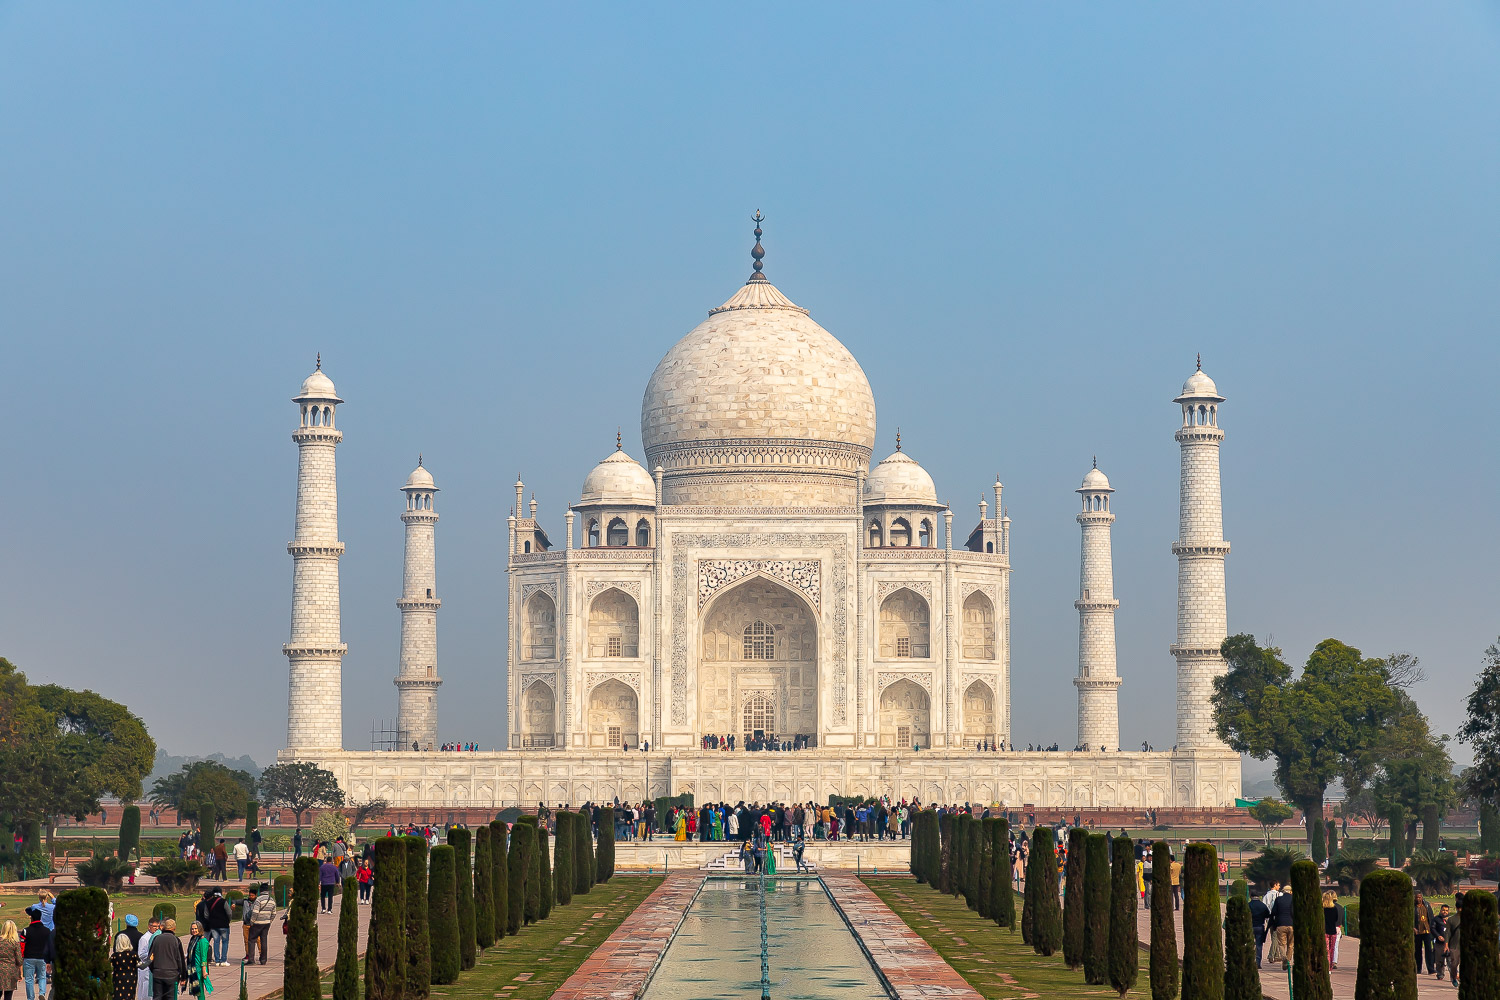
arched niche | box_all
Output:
[878,587,930,658]
[699,576,818,742]
[587,678,639,748]
[878,678,930,749]
[523,591,556,661]
[587,587,639,657]
[961,590,996,660]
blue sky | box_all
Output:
[2,4,1496,766]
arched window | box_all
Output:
[587,520,600,547]
[890,518,912,547]
[918,520,932,547]
[606,517,629,546]
[1198,404,1208,425]
[743,693,774,736]
[742,620,775,660]
[868,521,883,547]
[635,520,650,547]
[310,408,320,427]
[1210,405,1217,425]
[523,541,531,553]
[323,407,332,427]
[986,541,994,553]
[301,405,308,426]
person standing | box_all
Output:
[232,840,249,881]
[1432,902,1452,981]
[1414,891,1435,974]
[147,918,187,1000]
[0,920,21,1000]
[319,856,339,912]
[292,829,303,859]
[1169,854,1183,910]
[1249,893,1271,967]
[185,923,213,998]
[212,841,228,882]
[1269,884,1295,970]
[1446,892,1463,988]
[110,934,138,1000]
[34,894,54,933]
[1321,891,1342,970]
[135,917,159,1000]
[247,886,275,965]
[20,908,51,1000]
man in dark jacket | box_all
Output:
[1249,894,1272,967]
[1415,892,1436,974]
[148,919,188,1000]
[21,907,54,1000]
[1268,885,1296,969]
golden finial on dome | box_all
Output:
[315,352,321,371]
[616,427,622,451]
[1196,352,1202,372]
[895,428,901,451]
[748,210,767,283]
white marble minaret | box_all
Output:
[395,458,442,750]
[1170,358,1231,750]
[1074,461,1121,750]
[285,357,346,753]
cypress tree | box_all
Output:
[1310,818,1327,866]
[554,812,574,907]
[1223,892,1262,1000]
[1149,842,1178,1000]
[404,835,431,1000]
[474,825,496,948]
[912,810,926,883]
[965,818,982,911]
[1020,833,1035,945]
[584,810,597,890]
[938,812,954,894]
[366,837,407,1000]
[1083,833,1110,984]
[447,827,476,969]
[245,800,259,848]
[573,813,592,895]
[117,805,140,861]
[1387,806,1407,867]
[1460,890,1499,1000]
[992,818,1015,930]
[1421,805,1441,853]
[1181,843,1223,1000]
[597,806,616,882]
[507,820,532,930]
[952,815,968,900]
[1291,860,1332,1000]
[489,821,508,940]
[977,818,994,919]
[52,887,110,1000]
[1031,827,1063,957]
[1481,803,1500,855]
[521,817,542,922]
[284,856,321,1000]
[198,801,216,849]
[1063,827,1090,970]
[1354,868,1416,1000]
[923,811,942,893]
[428,845,460,985]
[537,823,553,920]
[1109,835,1139,998]
[333,877,359,1000]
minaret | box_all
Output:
[1074,460,1121,750]
[1171,357,1231,750]
[284,357,346,753]
[395,457,442,751]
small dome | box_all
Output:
[403,463,435,491]
[580,449,656,506]
[864,450,939,504]
[296,367,341,402]
[1175,368,1223,402]
[1079,466,1112,492]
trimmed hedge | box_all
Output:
[474,825,496,948]
[284,856,321,1000]
[365,837,407,1000]
[53,887,110,1000]
[1311,818,1326,866]
[448,827,476,969]
[952,814,968,900]
[554,812,574,907]
[597,806,615,883]
[198,802,216,848]
[923,811,941,893]
[537,822,553,920]
[991,818,1015,930]
[1387,807,1406,868]
[938,812,954,895]
[273,873,294,907]
[521,817,542,923]
[507,820,532,932]
[1149,844,1177,1000]
[1292,859,1331,1000]
[118,806,141,861]
[1181,843,1223,1000]
[966,818,983,911]
[1459,888,1498,1000]
[912,809,926,884]
[977,818,994,920]
[1355,868,1416,1000]
[1020,832,1035,945]
[1031,827,1062,957]
[1224,891,1262,1000]
[333,878,359,1000]
[404,836,431,1000]
[1063,827,1089,970]
[1082,834,1110,985]
[573,813,592,896]
[428,845,460,985]
[1109,835,1138,998]
[489,821,508,939]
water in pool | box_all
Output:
[642,877,889,1000]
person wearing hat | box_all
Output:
[122,914,142,951]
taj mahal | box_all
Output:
[278,220,1242,810]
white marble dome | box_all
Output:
[580,448,655,505]
[640,277,877,498]
[297,367,340,401]
[1079,467,1112,492]
[1176,368,1222,401]
[403,463,435,491]
[864,450,939,504]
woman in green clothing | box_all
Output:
[184,923,213,998]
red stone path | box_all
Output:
[821,873,983,1000]
[550,874,701,1000]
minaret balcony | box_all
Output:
[1173,426,1225,445]
[287,540,346,557]
[1169,643,1224,658]
[1170,541,1231,557]
[396,597,442,611]
[283,642,348,657]
[1073,676,1122,689]
[291,427,343,445]
[1074,598,1120,611]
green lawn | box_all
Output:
[312,876,663,1000]
[864,876,1155,1000]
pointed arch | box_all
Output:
[962,590,996,660]
[890,517,912,547]
[699,575,818,743]
[587,678,638,748]
[522,679,555,748]
[878,587,930,658]
[962,679,995,748]
[588,587,639,657]
[522,590,556,660]
[878,678,930,748]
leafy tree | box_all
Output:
[1291,860,1332,1000]
[1353,869,1415,1000]
[1329,842,1381,895]
[474,825,496,948]
[1371,697,1456,856]
[1082,834,1110,985]
[1152,845,1176,1000]
[53,887,110,1000]
[259,762,345,826]
[489,821,508,939]
[1459,640,1500,809]
[447,827,476,968]
[283,857,321,1000]
[1181,844,1223,1000]
[1481,802,1500,855]
[1030,827,1063,957]
[1223,892,1262,1000]
[365,837,406,1000]
[427,845,459,985]
[596,806,615,882]
[333,878,359,1000]
[1109,835,1138,997]
[1213,635,1403,844]
[347,799,389,834]
[403,836,430,1000]
[1341,788,1386,837]
[1459,889,1499,1000]
[168,763,253,834]
[1386,805,1408,867]
[1248,798,1294,843]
